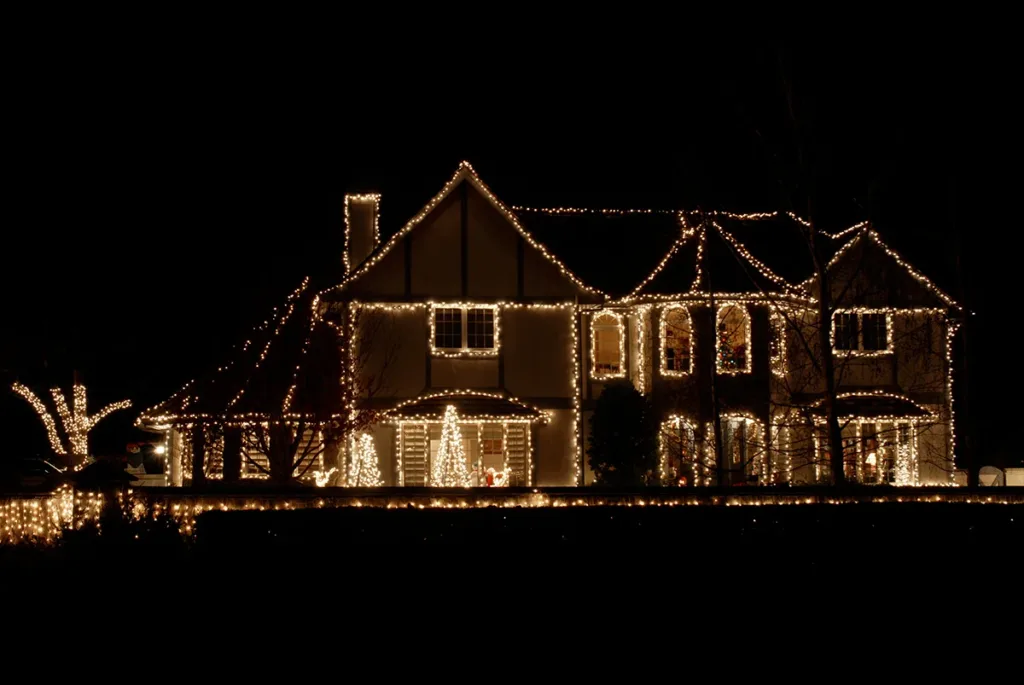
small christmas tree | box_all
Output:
[348,433,382,487]
[430,405,469,487]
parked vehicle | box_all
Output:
[0,458,68,491]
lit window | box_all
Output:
[661,417,699,486]
[662,306,692,375]
[591,311,624,378]
[722,417,764,483]
[832,311,891,354]
[716,304,750,373]
[431,306,498,356]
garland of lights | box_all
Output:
[12,382,131,459]
[430,405,470,487]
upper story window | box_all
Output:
[661,306,692,376]
[716,303,750,374]
[591,310,624,379]
[833,310,891,355]
[431,305,498,357]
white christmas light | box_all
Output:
[348,433,382,487]
[430,405,470,487]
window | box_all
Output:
[591,311,624,378]
[661,417,699,486]
[722,417,764,483]
[716,304,750,373]
[662,306,692,375]
[431,305,498,356]
[480,425,503,472]
[832,310,891,354]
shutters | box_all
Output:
[504,424,529,487]
[402,424,428,486]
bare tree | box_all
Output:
[238,304,399,485]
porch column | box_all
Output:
[191,425,206,487]
[223,427,242,483]
[170,429,182,487]
[323,434,343,486]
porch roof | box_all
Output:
[382,391,548,423]
[811,392,933,420]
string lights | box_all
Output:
[430,405,470,487]
[343,193,381,275]
[324,161,604,297]
[659,305,693,377]
[347,434,383,487]
[11,382,131,461]
[590,310,626,380]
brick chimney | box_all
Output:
[344,194,381,275]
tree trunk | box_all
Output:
[223,427,242,483]
[810,223,846,486]
[269,424,294,484]
[323,434,343,485]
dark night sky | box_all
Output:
[1,28,1016,466]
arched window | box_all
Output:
[716,303,750,374]
[591,311,624,378]
[660,416,701,486]
[661,306,692,375]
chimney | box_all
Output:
[344,193,381,275]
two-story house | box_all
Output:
[141,162,960,487]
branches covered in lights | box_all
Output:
[11,382,131,459]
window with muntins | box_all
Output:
[832,311,891,354]
[431,306,498,355]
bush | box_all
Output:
[587,379,658,486]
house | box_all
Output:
[140,162,961,487]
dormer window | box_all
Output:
[591,311,625,379]
[833,310,891,355]
[431,305,498,357]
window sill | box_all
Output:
[833,349,894,358]
[431,348,498,358]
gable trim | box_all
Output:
[819,228,961,311]
[322,161,603,298]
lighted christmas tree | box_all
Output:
[430,405,470,487]
[348,433,382,487]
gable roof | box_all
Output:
[817,226,962,311]
[512,208,682,297]
[620,211,812,301]
[321,161,603,298]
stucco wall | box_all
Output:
[534,408,577,486]
[503,307,573,399]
